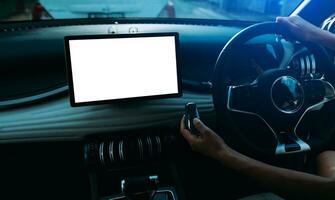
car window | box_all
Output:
[1,0,303,22]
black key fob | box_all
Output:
[184,102,200,134]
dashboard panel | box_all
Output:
[0,92,214,142]
[0,20,247,142]
[0,22,242,102]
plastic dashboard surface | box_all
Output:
[0,92,214,142]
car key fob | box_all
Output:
[184,102,200,134]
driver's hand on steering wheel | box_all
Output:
[276,15,326,43]
[180,116,232,160]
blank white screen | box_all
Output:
[68,36,179,103]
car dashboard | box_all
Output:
[0,19,291,200]
[0,20,247,140]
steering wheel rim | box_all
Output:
[213,22,335,155]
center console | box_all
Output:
[83,127,184,200]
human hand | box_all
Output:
[179,116,232,160]
[276,16,322,42]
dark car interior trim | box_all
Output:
[1,1,335,199]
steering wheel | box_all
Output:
[213,22,335,155]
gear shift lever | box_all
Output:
[121,175,159,200]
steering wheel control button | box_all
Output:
[271,76,304,114]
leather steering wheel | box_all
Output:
[213,22,335,155]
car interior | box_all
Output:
[1,0,335,199]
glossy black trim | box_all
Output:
[64,32,182,107]
[0,85,68,110]
[0,18,256,32]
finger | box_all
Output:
[193,118,212,137]
[180,116,198,144]
[276,16,285,23]
[275,17,295,39]
[180,115,191,134]
[180,115,185,132]
[276,17,293,28]
[180,128,197,145]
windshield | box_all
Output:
[1,0,303,22]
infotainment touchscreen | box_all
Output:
[64,33,182,106]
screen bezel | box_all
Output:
[64,32,182,107]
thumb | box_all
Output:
[276,17,292,28]
[276,16,286,23]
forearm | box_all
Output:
[216,149,335,199]
[313,29,335,51]
[179,117,335,198]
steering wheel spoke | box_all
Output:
[302,78,335,108]
[275,132,311,154]
[227,84,258,113]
